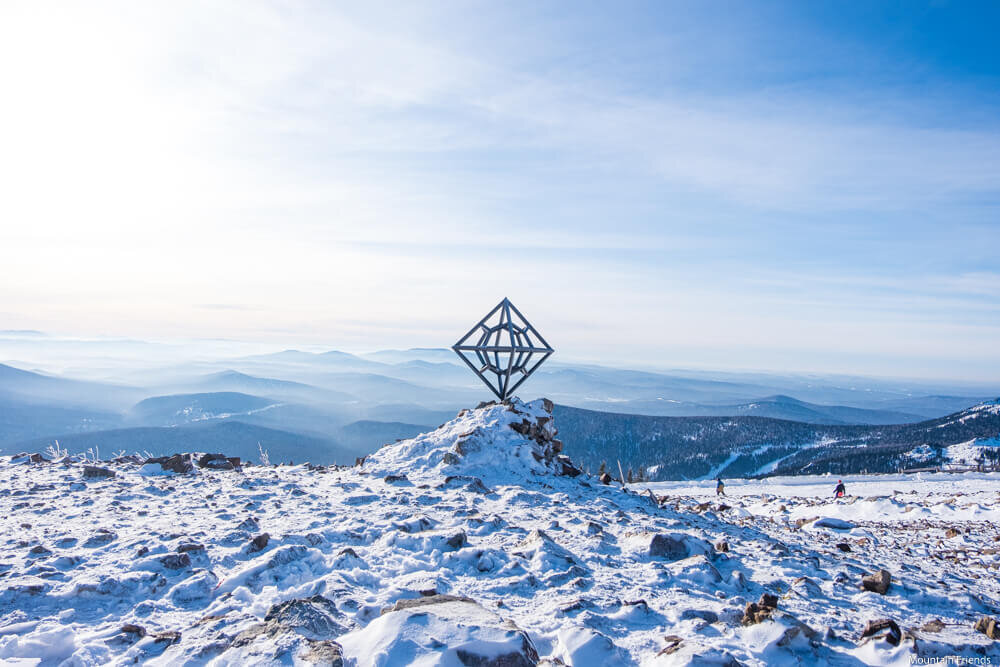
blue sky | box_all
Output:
[0,1,998,380]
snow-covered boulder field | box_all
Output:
[1,398,998,665]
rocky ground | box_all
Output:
[0,399,998,665]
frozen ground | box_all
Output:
[0,399,998,666]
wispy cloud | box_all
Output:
[0,1,997,380]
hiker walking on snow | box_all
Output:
[716,478,725,496]
[833,480,846,498]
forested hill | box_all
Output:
[553,400,1000,480]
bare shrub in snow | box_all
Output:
[45,440,68,460]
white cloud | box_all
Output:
[0,1,997,380]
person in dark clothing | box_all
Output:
[833,480,846,498]
[716,478,725,496]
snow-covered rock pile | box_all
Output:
[362,397,580,483]
[1,400,999,665]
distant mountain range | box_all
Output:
[0,363,142,410]
[1,345,998,477]
[555,401,1000,480]
[569,393,923,425]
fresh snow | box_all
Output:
[1,399,998,665]
[945,437,1000,466]
[700,451,740,481]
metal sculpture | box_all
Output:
[453,297,554,400]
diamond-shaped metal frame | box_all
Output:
[453,297,554,400]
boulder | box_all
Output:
[158,553,191,570]
[554,626,626,665]
[83,466,116,479]
[249,533,270,552]
[599,473,612,485]
[742,593,779,625]
[974,616,1000,640]
[263,596,348,640]
[512,529,583,581]
[444,530,467,550]
[680,609,719,623]
[152,630,181,645]
[810,517,855,530]
[383,594,474,614]
[83,529,116,548]
[921,619,946,633]
[197,453,235,470]
[862,569,891,595]
[861,618,901,646]
[648,533,715,561]
[226,596,347,664]
[237,517,260,532]
[658,635,684,656]
[341,595,538,666]
[439,475,491,494]
[299,640,344,666]
[145,454,194,474]
[776,617,820,647]
[556,456,581,477]
[509,420,532,436]
[169,570,218,603]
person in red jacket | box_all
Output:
[834,480,846,498]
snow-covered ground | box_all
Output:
[1,399,998,665]
[643,472,1000,523]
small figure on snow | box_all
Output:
[833,480,846,498]
[716,478,725,496]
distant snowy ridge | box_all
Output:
[555,398,1000,480]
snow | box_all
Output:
[184,402,283,423]
[934,399,1000,428]
[701,451,739,481]
[642,472,1000,523]
[946,436,1000,465]
[338,596,533,667]
[1,399,999,665]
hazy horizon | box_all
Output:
[3,328,1000,392]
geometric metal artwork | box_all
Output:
[452,297,554,400]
